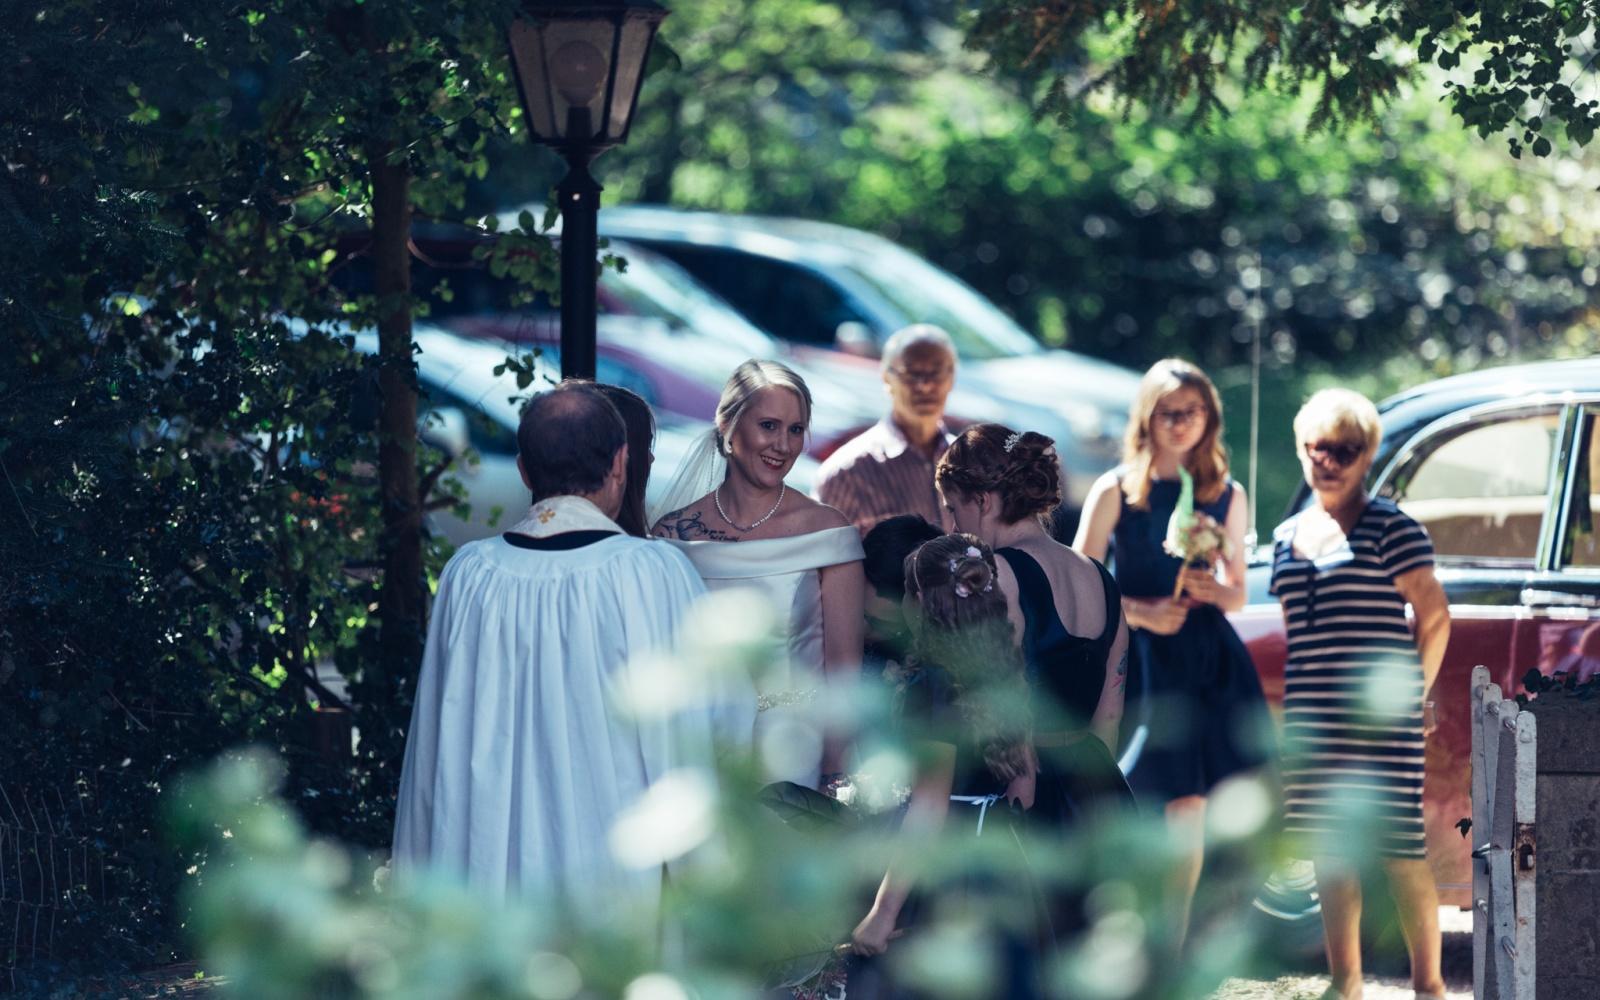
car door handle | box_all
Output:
[1519,588,1600,609]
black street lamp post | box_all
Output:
[508,0,668,381]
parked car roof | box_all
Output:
[593,204,1046,361]
[570,203,1144,511]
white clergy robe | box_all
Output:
[391,496,751,911]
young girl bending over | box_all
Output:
[851,534,1047,991]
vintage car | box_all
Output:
[1231,356,1600,911]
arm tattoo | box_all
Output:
[1113,650,1128,694]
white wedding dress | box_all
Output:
[666,525,864,787]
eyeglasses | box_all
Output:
[888,366,953,387]
[1153,405,1207,429]
[1303,439,1365,467]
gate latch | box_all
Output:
[1515,823,1536,872]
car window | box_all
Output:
[651,246,876,348]
[1379,409,1561,566]
[334,237,771,357]
[1558,407,1600,569]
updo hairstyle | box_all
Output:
[936,423,1062,525]
[904,532,1008,632]
[713,359,813,456]
[903,533,1032,783]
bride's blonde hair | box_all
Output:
[714,359,813,456]
[646,359,816,526]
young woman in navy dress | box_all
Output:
[935,424,1136,830]
[1074,358,1273,949]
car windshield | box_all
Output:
[601,249,775,357]
[399,240,775,362]
[841,243,1043,360]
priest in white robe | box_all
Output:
[392,382,753,913]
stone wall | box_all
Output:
[1534,693,1600,1000]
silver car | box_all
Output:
[585,205,1143,510]
[354,325,817,547]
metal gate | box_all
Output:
[1471,665,1536,1000]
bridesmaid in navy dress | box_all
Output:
[935,424,1136,831]
[1075,358,1272,948]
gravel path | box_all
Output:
[1211,907,1474,1000]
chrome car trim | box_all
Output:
[1519,588,1600,609]
[1548,402,1599,573]
[1445,604,1534,620]
[1541,403,1582,573]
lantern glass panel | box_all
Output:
[604,18,655,142]
[507,20,557,139]
[545,19,616,140]
[510,17,619,142]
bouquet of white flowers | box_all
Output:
[1163,467,1231,599]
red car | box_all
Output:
[1231,357,1600,911]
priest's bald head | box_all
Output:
[516,381,630,518]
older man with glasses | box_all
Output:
[814,324,958,534]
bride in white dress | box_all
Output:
[650,360,865,789]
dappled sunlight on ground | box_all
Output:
[1213,906,1472,999]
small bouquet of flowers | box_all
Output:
[1163,467,1231,600]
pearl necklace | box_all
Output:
[715,483,786,533]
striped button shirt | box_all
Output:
[813,418,955,534]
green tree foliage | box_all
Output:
[964,0,1600,159]
[601,0,1598,521]
[608,6,1600,373]
[599,0,949,213]
[165,601,1285,1000]
[1,0,557,976]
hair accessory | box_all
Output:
[948,556,994,599]
[1003,432,1022,453]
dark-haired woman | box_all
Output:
[935,424,1135,828]
[851,534,1044,994]
[593,383,654,537]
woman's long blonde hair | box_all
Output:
[1121,358,1229,510]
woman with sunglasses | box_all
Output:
[1074,358,1272,950]
[1270,388,1451,1000]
